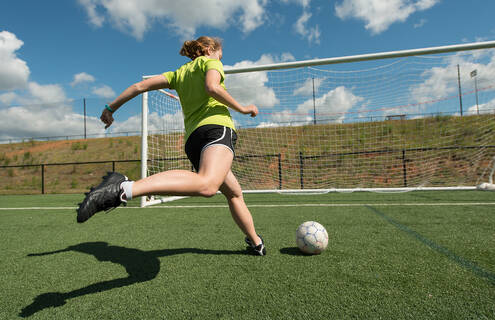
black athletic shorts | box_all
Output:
[185,124,237,172]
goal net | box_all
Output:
[141,42,495,207]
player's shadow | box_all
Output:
[20,242,246,317]
[280,247,307,256]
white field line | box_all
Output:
[0,207,78,210]
[2,202,495,210]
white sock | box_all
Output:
[256,236,263,247]
[120,181,134,201]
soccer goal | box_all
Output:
[141,41,495,207]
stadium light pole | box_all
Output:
[471,69,479,115]
[83,98,87,139]
[457,65,463,116]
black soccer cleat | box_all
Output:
[245,234,266,256]
[76,172,128,223]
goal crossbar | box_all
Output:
[142,41,495,78]
[223,40,495,74]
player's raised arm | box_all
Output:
[204,69,258,118]
[101,75,170,129]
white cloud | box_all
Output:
[280,0,311,8]
[0,31,30,90]
[415,0,438,10]
[410,50,495,105]
[0,32,101,140]
[410,65,458,103]
[294,11,320,44]
[414,18,427,28]
[287,0,320,44]
[78,0,105,27]
[78,0,267,40]
[335,0,440,34]
[106,114,142,134]
[111,110,184,134]
[467,98,495,115]
[71,72,96,87]
[0,92,18,106]
[0,32,117,141]
[25,82,67,106]
[92,85,116,99]
[238,0,267,34]
[225,53,295,108]
[294,77,324,96]
[258,86,364,127]
[0,82,105,140]
[257,110,308,128]
[296,86,364,122]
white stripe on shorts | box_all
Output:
[200,127,235,156]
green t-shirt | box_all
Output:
[163,56,235,142]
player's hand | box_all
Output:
[243,104,258,117]
[100,109,114,129]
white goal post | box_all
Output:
[141,41,495,207]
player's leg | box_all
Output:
[219,171,259,243]
[131,125,234,197]
[130,145,233,198]
[220,172,266,255]
[77,125,234,223]
[77,145,233,223]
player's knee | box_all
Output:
[198,179,220,198]
[199,186,218,198]
[223,188,242,200]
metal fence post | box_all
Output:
[402,150,408,187]
[41,164,45,194]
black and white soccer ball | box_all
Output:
[296,221,328,254]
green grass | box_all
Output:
[1,191,494,319]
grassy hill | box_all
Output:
[0,136,142,195]
[0,136,141,165]
[1,114,494,195]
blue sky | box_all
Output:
[1,0,495,140]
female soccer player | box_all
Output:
[77,36,266,255]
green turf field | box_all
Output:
[1,191,494,319]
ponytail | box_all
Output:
[180,36,222,60]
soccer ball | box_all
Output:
[296,221,328,255]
